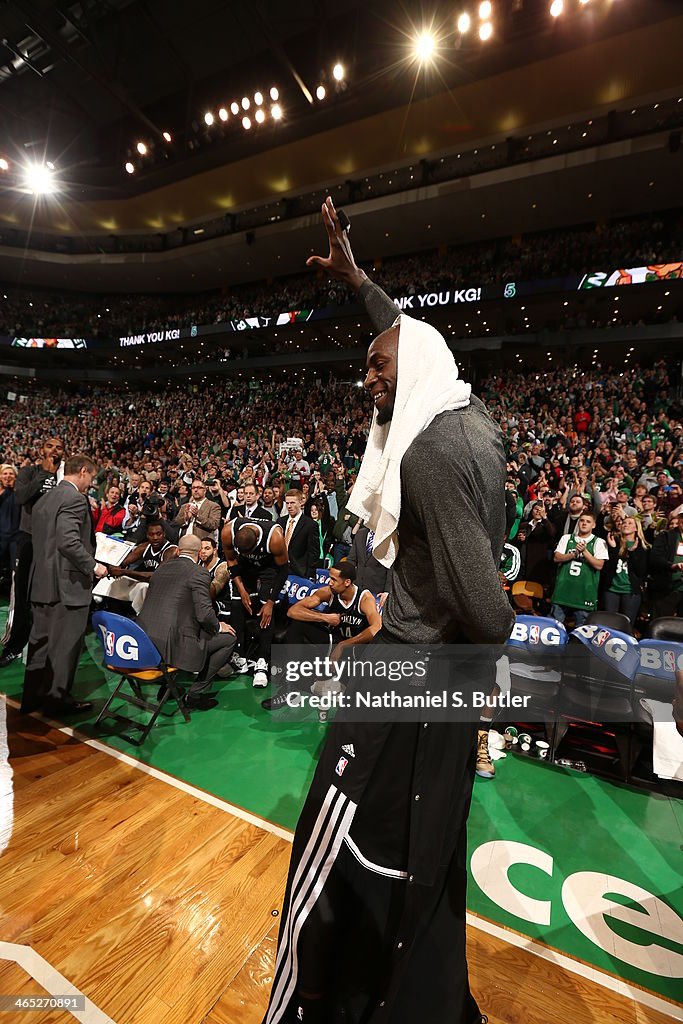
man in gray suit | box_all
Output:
[137,534,236,710]
[23,454,108,715]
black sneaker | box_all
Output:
[0,650,20,669]
[261,687,301,712]
[183,694,218,711]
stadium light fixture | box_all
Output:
[255,108,265,123]
[479,20,493,40]
[23,162,57,194]
[271,103,283,120]
[479,1,492,19]
[254,91,264,106]
[162,131,172,142]
[333,63,344,81]
[316,84,326,100]
[0,158,8,171]
[136,141,147,155]
[457,12,471,33]
[270,86,279,101]
[231,101,239,115]
[204,112,214,125]
[550,0,563,15]
[242,116,252,130]
[241,96,250,110]
[125,162,135,174]
[218,107,228,121]
[414,31,436,63]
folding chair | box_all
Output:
[554,616,640,779]
[92,611,190,746]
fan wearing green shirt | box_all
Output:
[599,516,650,625]
[551,511,609,626]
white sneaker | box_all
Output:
[252,658,269,688]
[230,653,249,673]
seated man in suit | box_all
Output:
[137,534,236,711]
[279,489,319,580]
[173,479,221,542]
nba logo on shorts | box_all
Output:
[105,631,115,657]
[594,630,610,647]
[335,756,348,777]
[529,624,540,645]
[664,650,675,673]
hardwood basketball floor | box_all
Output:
[0,702,679,1024]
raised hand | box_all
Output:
[306,196,366,292]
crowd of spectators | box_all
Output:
[0,209,680,340]
[484,361,683,623]
[0,353,681,624]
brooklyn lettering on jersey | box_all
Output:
[329,586,371,639]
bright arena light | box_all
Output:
[316,84,326,100]
[550,0,564,15]
[479,20,493,40]
[271,103,283,120]
[218,107,228,121]
[0,159,8,171]
[333,62,344,81]
[270,86,279,101]
[241,96,250,110]
[479,1,492,19]
[254,91,263,106]
[204,111,214,125]
[136,141,147,155]
[125,161,135,174]
[255,108,265,123]
[162,131,172,142]
[414,31,436,63]
[457,11,471,33]
[230,101,239,115]
[23,162,57,195]
[242,116,251,130]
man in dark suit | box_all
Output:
[0,434,64,669]
[229,482,273,523]
[137,534,236,710]
[348,525,393,600]
[23,454,108,715]
[279,489,319,580]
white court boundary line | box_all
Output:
[4,694,682,1021]
[0,941,115,1024]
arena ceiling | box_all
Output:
[0,0,680,291]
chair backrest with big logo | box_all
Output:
[92,611,162,671]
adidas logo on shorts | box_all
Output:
[341,743,355,758]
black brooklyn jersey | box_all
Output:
[141,539,176,571]
[329,586,371,639]
[232,517,281,575]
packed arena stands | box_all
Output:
[1,355,681,624]
[1,208,681,339]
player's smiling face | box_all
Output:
[365,326,398,426]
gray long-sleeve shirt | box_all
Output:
[359,279,514,644]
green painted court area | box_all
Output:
[2,631,682,1008]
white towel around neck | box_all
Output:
[347,313,471,567]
